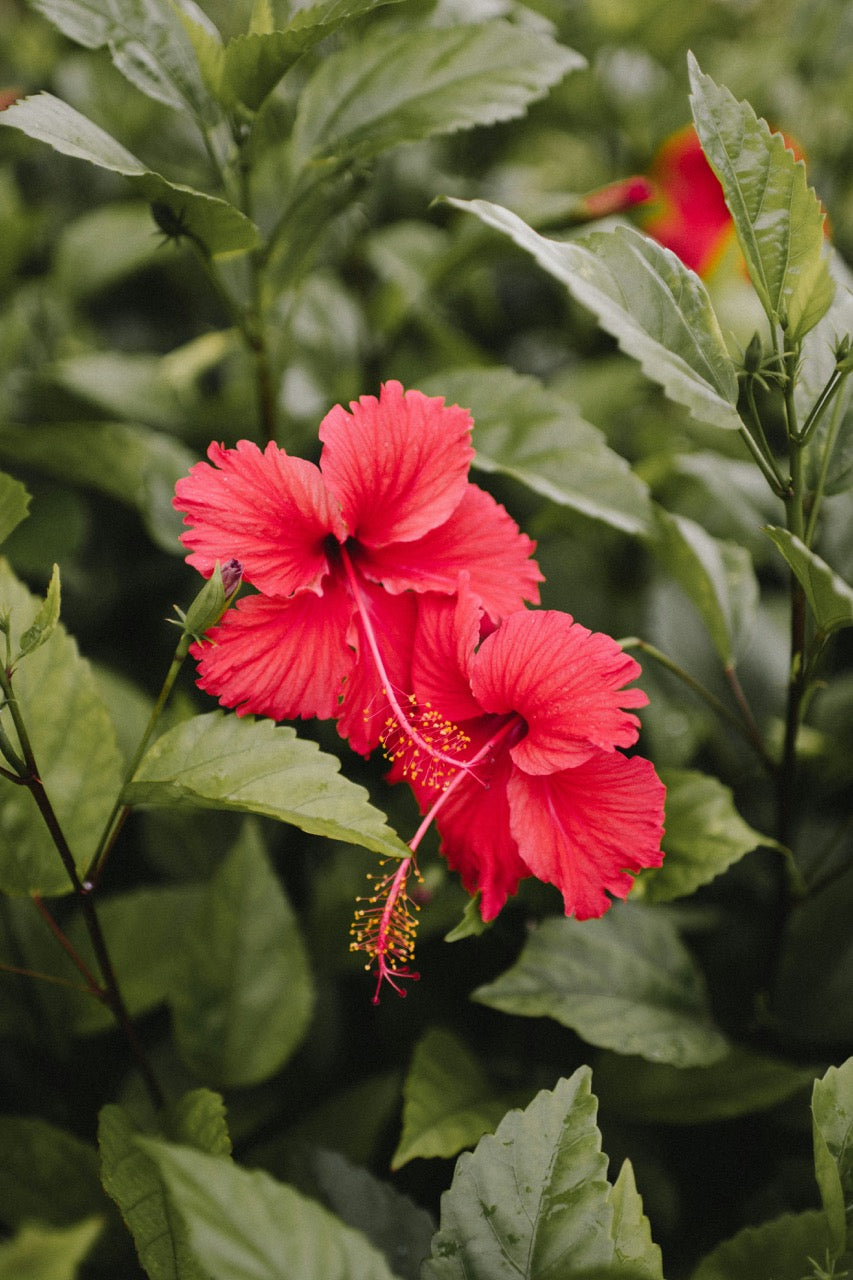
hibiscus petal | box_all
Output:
[360,485,542,617]
[472,611,648,773]
[508,751,665,919]
[192,576,354,721]
[336,581,419,756]
[175,440,346,597]
[318,381,474,547]
[410,581,483,724]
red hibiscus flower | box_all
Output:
[173,381,541,751]
[391,580,665,922]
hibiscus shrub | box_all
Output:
[0,1,852,1278]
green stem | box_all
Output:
[619,638,776,774]
[777,354,807,850]
[797,366,846,447]
[742,379,786,495]
[86,632,192,886]
[804,385,847,546]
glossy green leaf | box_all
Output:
[633,768,775,903]
[98,1105,208,1280]
[0,95,258,258]
[691,1210,832,1280]
[689,54,834,341]
[765,527,853,635]
[17,563,60,659]
[391,1027,511,1170]
[594,1047,816,1125]
[125,711,409,859]
[138,1139,401,1280]
[0,422,196,554]
[0,472,30,546]
[0,560,123,896]
[311,1149,434,1280]
[64,884,205,1034]
[293,22,584,165]
[473,905,728,1067]
[0,1118,106,1230]
[169,822,315,1087]
[421,1069,614,1278]
[422,367,652,535]
[811,1057,853,1256]
[28,0,220,127]
[649,508,758,665]
[221,0,406,111]
[451,199,742,433]
[0,1218,102,1280]
[607,1161,664,1280]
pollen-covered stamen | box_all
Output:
[349,856,421,1004]
[379,693,472,790]
[340,545,474,779]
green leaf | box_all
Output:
[688,53,834,341]
[594,1047,816,1125]
[607,1161,664,1280]
[0,471,30,546]
[811,1057,853,1257]
[473,904,728,1067]
[0,421,197,554]
[98,1105,208,1280]
[0,1117,107,1230]
[391,1028,512,1170]
[765,527,853,635]
[450,200,743,433]
[421,1069,614,1278]
[421,367,652,536]
[125,710,409,859]
[64,884,205,1033]
[293,22,584,165]
[221,0,406,112]
[17,563,60,659]
[633,768,776,903]
[0,1218,103,1280]
[165,1089,232,1158]
[0,560,124,896]
[649,508,759,665]
[137,1139,401,1280]
[169,822,315,1087]
[690,1210,833,1280]
[28,0,220,128]
[0,95,258,258]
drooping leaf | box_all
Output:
[0,1218,103,1280]
[64,884,205,1034]
[450,199,743,433]
[0,472,30,546]
[311,1148,435,1280]
[169,822,315,1087]
[633,768,776,903]
[0,1117,108,1231]
[0,95,258,258]
[0,560,124,896]
[391,1027,513,1170]
[28,0,220,128]
[690,1210,833,1280]
[17,563,60,659]
[0,422,198,554]
[811,1057,853,1257]
[607,1161,664,1280]
[98,1105,209,1280]
[421,1069,615,1279]
[293,22,584,165]
[649,507,759,665]
[125,711,409,859]
[137,1139,401,1280]
[221,0,406,111]
[473,905,728,1067]
[765,527,853,635]
[421,367,652,535]
[689,53,834,341]
[593,1047,816,1125]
